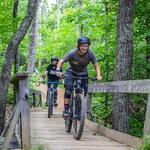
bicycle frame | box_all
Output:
[47,85,55,106]
[72,79,84,118]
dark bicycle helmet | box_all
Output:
[51,56,59,62]
[77,36,91,45]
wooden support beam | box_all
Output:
[2,102,21,150]
[20,100,31,150]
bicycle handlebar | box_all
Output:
[61,74,97,81]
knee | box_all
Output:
[64,88,72,98]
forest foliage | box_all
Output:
[0,0,150,137]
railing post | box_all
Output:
[86,93,93,114]
[11,72,31,149]
[2,72,30,150]
[32,93,36,107]
[144,93,150,135]
[39,94,42,107]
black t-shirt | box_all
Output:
[46,64,62,80]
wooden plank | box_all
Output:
[30,111,134,150]
[144,93,150,135]
[20,99,31,150]
[85,119,142,148]
[88,80,150,93]
[2,102,21,150]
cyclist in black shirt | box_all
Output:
[44,57,62,107]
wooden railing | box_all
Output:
[30,91,42,108]
[1,72,30,150]
[86,79,150,147]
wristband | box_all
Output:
[56,68,60,71]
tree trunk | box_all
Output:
[13,0,19,18]
[56,0,61,29]
[104,0,109,127]
[146,35,150,79]
[112,0,135,133]
[79,0,83,36]
[0,0,39,134]
[27,1,41,73]
[13,0,20,102]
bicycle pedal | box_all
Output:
[62,115,70,119]
[54,103,58,107]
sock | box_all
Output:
[64,104,69,110]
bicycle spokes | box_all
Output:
[73,94,85,140]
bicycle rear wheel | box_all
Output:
[48,90,53,118]
[73,93,85,140]
[65,98,73,132]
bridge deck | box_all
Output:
[30,86,135,150]
[30,110,135,150]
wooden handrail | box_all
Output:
[88,79,150,93]
[31,92,42,107]
[87,79,150,136]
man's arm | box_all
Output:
[56,59,64,70]
[44,71,48,76]
[56,59,65,77]
[93,63,102,80]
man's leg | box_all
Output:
[63,71,73,117]
[45,82,51,106]
[46,79,52,106]
[54,82,59,107]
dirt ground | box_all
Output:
[36,83,64,111]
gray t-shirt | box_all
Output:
[63,48,98,75]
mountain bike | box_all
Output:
[64,75,96,140]
[47,81,59,118]
[35,75,60,118]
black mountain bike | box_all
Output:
[47,82,59,118]
[64,75,96,140]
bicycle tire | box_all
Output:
[48,90,53,118]
[73,93,85,140]
[65,97,73,132]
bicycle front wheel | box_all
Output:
[65,97,73,132]
[48,91,53,118]
[73,93,85,140]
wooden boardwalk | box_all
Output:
[30,86,135,150]
[30,110,135,150]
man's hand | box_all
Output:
[56,71,63,78]
[97,75,102,81]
